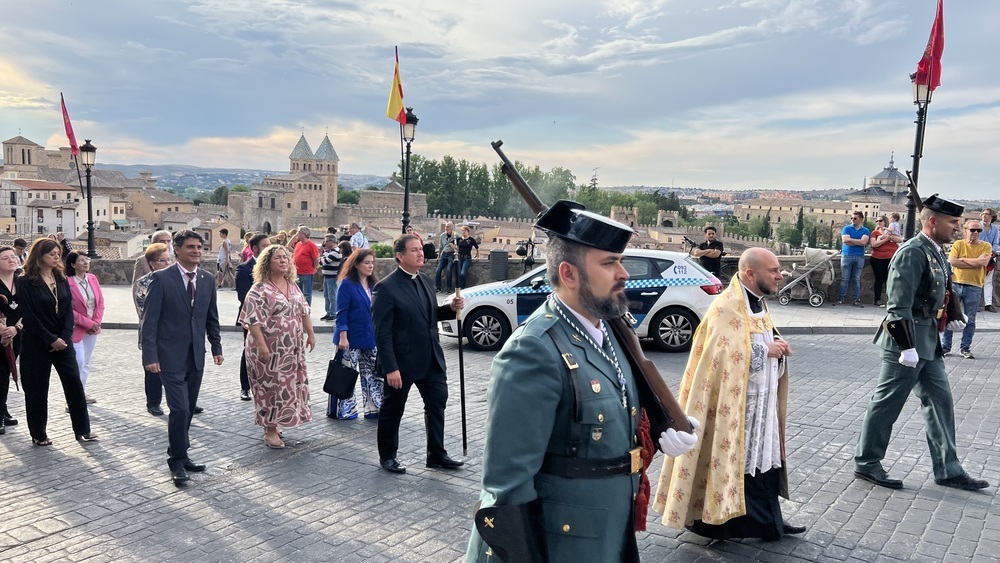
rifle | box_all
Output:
[905,170,964,328]
[491,140,693,435]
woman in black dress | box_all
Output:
[17,238,97,445]
[0,246,23,435]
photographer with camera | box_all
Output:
[690,226,724,277]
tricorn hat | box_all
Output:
[535,200,634,253]
[922,193,964,218]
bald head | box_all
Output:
[738,248,782,296]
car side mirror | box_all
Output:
[530,277,545,290]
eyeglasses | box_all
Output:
[968,228,983,233]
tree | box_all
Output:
[776,224,803,247]
[757,211,773,238]
[338,190,360,205]
[371,243,394,258]
[231,184,250,193]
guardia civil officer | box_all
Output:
[854,194,989,491]
[465,201,700,563]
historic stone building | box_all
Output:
[846,153,909,205]
[228,133,341,233]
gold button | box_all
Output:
[631,407,637,416]
[598,413,604,423]
[562,524,571,533]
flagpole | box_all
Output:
[74,154,86,198]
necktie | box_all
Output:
[186,271,196,306]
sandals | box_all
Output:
[76,433,99,442]
[264,431,284,449]
[32,437,53,446]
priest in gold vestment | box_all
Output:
[653,248,805,541]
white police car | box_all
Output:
[438,249,722,352]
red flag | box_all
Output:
[386,47,405,124]
[915,0,944,91]
[60,93,79,156]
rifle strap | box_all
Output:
[547,327,584,457]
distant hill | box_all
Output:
[95,163,390,192]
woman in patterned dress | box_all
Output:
[133,243,171,416]
[239,245,316,448]
[332,248,382,420]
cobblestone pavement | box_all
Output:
[1,313,999,561]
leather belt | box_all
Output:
[541,448,642,478]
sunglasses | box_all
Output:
[968,228,983,233]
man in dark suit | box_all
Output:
[235,233,270,401]
[142,230,224,484]
[373,234,464,474]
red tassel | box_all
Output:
[633,409,655,532]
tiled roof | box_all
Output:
[289,135,314,159]
[2,136,43,146]
[135,190,192,204]
[7,179,76,191]
[314,135,340,161]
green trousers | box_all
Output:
[855,348,964,480]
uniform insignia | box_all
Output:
[590,379,601,393]
[591,428,603,441]
[571,333,582,342]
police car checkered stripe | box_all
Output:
[463,277,711,299]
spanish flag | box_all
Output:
[386,47,405,124]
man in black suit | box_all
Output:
[235,233,270,401]
[374,234,464,474]
[142,230,224,484]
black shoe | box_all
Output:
[240,390,252,401]
[783,521,806,535]
[3,414,17,426]
[853,300,864,308]
[426,455,465,470]
[935,472,989,491]
[171,466,190,484]
[960,349,975,359]
[0,424,5,435]
[985,305,995,313]
[193,405,205,414]
[147,405,164,416]
[380,459,406,474]
[854,467,903,489]
[319,315,331,321]
[184,460,206,472]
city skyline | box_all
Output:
[1,1,997,199]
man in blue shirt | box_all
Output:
[836,211,870,307]
[979,208,998,312]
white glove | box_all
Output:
[898,348,919,368]
[945,313,968,332]
[659,416,700,457]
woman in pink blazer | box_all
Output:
[66,251,105,404]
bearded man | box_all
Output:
[653,247,805,541]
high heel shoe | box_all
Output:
[76,433,99,442]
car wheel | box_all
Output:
[464,308,512,352]
[650,307,698,353]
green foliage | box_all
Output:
[231,184,250,193]
[795,208,804,232]
[194,185,230,206]
[755,213,773,238]
[371,243,394,258]
[807,226,818,247]
[776,224,803,247]
[338,190,360,205]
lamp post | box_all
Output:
[401,107,418,234]
[79,139,100,259]
[906,74,932,239]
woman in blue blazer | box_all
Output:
[331,248,382,419]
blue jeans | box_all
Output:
[323,275,338,318]
[298,274,313,306]
[941,282,982,352]
[435,254,455,291]
[458,257,473,289]
[839,254,865,302]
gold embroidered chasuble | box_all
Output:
[652,277,789,528]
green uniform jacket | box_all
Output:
[873,233,949,359]
[465,299,641,563]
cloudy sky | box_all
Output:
[1,0,997,199]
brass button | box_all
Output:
[486,548,494,556]
[631,407,637,416]
[633,493,637,500]
[598,413,604,423]
[562,524,571,533]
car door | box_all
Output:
[515,267,551,324]
[623,257,668,327]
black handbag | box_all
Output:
[324,351,359,400]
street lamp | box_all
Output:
[401,107,418,234]
[79,139,100,259]
[905,73,933,239]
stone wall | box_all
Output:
[84,255,1000,309]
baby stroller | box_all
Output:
[776,247,836,307]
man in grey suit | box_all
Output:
[142,230,224,484]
